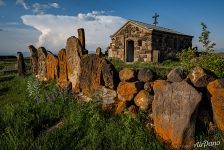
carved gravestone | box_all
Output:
[78,28,85,50]
[80,54,117,97]
[28,45,38,75]
[58,49,71,89]
[66,36,84,92]
[37,47,48,81]
[207,79,224,132]
[46,52,59,80]
[152,80,201,149]
[96,47,102,57]
[17,52,26,76]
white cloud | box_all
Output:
[16,1,60,14]
[32,2,60,14]
[16,0,29,10]
[0,0,5,6]
[21,11,126,53]
[50,3,59,8]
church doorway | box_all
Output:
[126,40,134,62]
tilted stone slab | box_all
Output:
[37,47,48,81]
[152,80,201,149]
[207,79,224,132]
[66,36,84,93]
[28,45,38,75]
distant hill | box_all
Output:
[217,52,224,56]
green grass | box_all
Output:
[110,59,181,79]
[0,76,166,150]
[0,59,223,150]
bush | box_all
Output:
[199,53,224,78]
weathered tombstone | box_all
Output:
[37,47,48,81]
[152,80,201,149]
[17,52,26,76]
[66,36,84,92]
[207,79,224,132]
[96,47,102,57]
[152,50,160,63]
[46,51,59,80]
[28,45,38,75]
[78,28,85,50]
[80,54,117,97]
[58,49,71,90]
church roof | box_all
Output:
[111,20,193,38]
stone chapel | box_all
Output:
[108,20,193,62]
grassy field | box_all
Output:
[0,59,223,150]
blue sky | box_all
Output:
[0,0,224,55]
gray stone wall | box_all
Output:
[152,31,192,61]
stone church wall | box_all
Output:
[108,22,193,63]
[152,31,192,61]
[108,23,153,62]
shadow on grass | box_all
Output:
[0,87,9,96]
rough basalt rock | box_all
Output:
[207,79,224,132]
[37,47,48,81]
[66,36,84,92]
[119,68,136,82]
[46,52,59,80]
[188,66,214,87]
[80,54,117,97]
[138,68,153,82]
[28,45,38,75]
[134,90,153,111]
[96,47,102,57]
[17,52,26,76]
[152,80,201,149]
[167,67,185,82]
[117,81,144,101]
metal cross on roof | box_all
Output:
[152,13,159,26]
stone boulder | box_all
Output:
[66,36,84,92]
[152,80,201,149]
[80,54,117,97]
[138,68,153,82]
[95,86,117,108]
[17,52,26,76]
[37,47,48,81]
[144,81,154,93]
[96,47,102,57]
[188,66,214,87]
[119,68,136,82]
[167,67,185,82]
[134,90,153,111]
[57,49,71,89]
[115,100,127,114]
[46,52,59,80]
[28,45,38,75]
[207,79,224,132]
[127,105,138,118]
[101,59,117,89]
[117,81,144,101]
